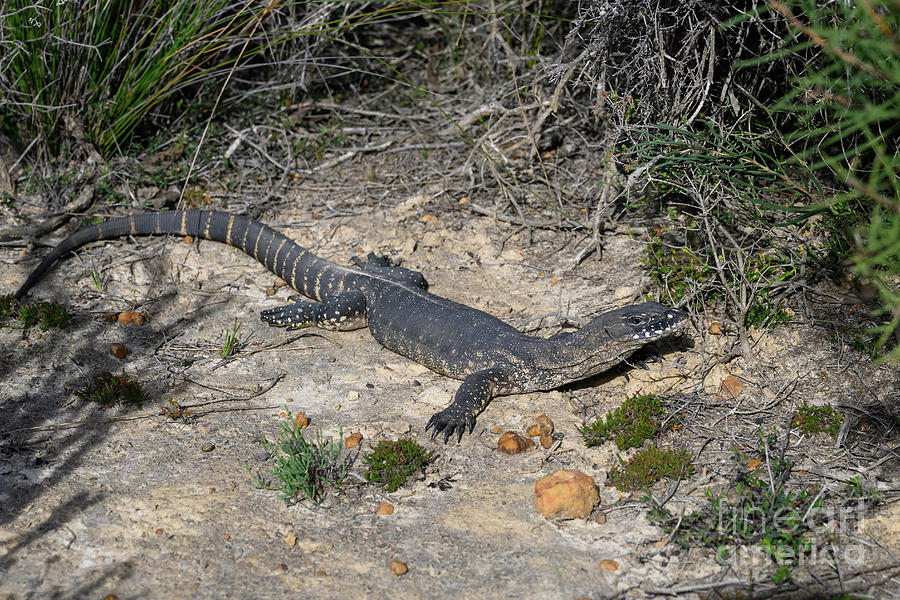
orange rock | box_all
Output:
[293,412,309,429]
[117,310,145,325]
[708,321,724,335]
[110,342,128,359]
[375,502,394,515]
[717,375,744,400]
[497,431,534,455]
[527,413,554,437]
[598,559,619,571]
[540,432,554,449]
[183,235,194,244]
[345,431,363,449]
[534,469,599,519]
[389,560,408,575]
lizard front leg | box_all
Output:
[426,367,510,443]
[260,291,367,331]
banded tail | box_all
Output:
[14,210,325,300]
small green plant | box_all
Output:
[89,268,103,292]
[0,294,19,323]
[771,564,792,585]
[248,411,352,505]
[0,294,71,331]
[161,398,194,420]
[642,229,715,307]
[221,319,243,357]
[792,402,843,438]
[579,394,668,450]
[75,371,147,408]
[363,438,435,492]
[608,445,693,491]
[844,476,879,504]
[744,292,790,328]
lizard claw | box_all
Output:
[426,409,472,443]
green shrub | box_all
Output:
[579,394,668,450]
[608,445,693,491]
[0,294,71,331]
[75,371,147,408]
[248,412,352,505]
[791,402,843,438]
[363,439,434,492]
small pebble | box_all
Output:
[183,235,194,244]
[316,570,327,576]
[375,502,394,515]
[389,560,408,576]
[117,311,145,325]
[598,559,618,571]
[595,512,607,525]
[539,432,554,449]
[201,443,215,452]
[266,286,277,296]
[497,432,534,455]
[708,321,724,335]
[154,528,164,535]
[345,432,363,449]
[271,564,287,574]
[110,343,128,359]
[293,412,309,429]
[284,535,297,547]
[527,413,554,437]
[346,390,360,401]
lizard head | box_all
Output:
[574,301,688,356]
[600,301,686,341]
[543,301,687,380]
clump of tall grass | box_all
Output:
[1,0,277,155]
[767,0,900,362]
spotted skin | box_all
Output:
[15,210,688,443]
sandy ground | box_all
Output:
[1,181,898,599]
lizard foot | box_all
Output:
[425,409,474,444]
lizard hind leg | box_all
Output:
[426,368,510,443]
[260,290,368,331]
[351,253,427,290]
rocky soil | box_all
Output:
[1,175,898,599]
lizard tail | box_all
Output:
[14,210,319,300]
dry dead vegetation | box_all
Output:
[1,1,898,598]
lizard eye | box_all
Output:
[628,316,643,325]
